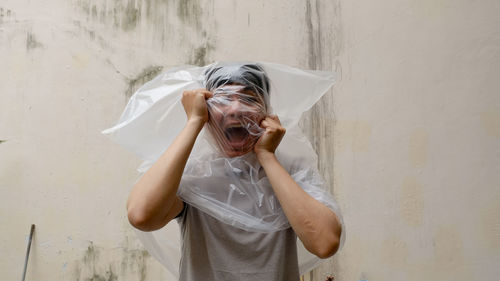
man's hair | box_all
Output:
[203,63,270,99]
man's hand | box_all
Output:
[181,89,213,124]
[127,89,212,232]
[254,115,286,157]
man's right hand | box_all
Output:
[128,88,213,232]
[181,89,213,124]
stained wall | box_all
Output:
[1,0,499,280]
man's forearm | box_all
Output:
[257,152,342,258]
[127,119,204,230]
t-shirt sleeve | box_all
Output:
[175,201,188,220]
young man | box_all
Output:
[126,63,342,281]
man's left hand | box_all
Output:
[254,115,286,156]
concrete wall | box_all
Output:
[1,0,499,280]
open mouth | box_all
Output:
[224,124,251,150]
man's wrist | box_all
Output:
[186,117,206,131]
[256,151,277,163]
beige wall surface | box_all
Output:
[1,0,499,280]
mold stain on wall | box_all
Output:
[78,242,118,281]
[73,241,149,281]
[189,42,214,66]
[74,0,141,32]
[71,0,217,89]
[121,0,141,31]
[305,0,322,70]
[125,65,164,98]
[176,0,203,29]
[300,0,343,184]
[0,7,13,24]
[300,0,334,186]
[26,31,43,50]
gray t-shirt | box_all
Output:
[176,203,300,281]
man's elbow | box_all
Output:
[314,237,340,259]
[313,224,342,259]
[127,207,160,232]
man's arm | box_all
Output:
[126,89,212,231]
[255,116,342,258]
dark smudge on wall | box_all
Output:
[26,31,43,50]
[125,65,164,98]
[73,241,149,281]
[72,0,217,96]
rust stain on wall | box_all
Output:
[334,120,372,153]
[380,237,409,266]
[480,111,500,138]
[480,200,500,250]
[409,128,428,168]
[400,176,424,227]
[433,225,465,270]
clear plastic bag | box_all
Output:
[103,61,345,277]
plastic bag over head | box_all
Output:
[103,61,345,277]
[204,63,270,158]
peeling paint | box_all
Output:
[126,65,163,98]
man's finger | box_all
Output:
[268,115,281,124]
[261,119,271,128]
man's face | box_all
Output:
[206,84,267,157]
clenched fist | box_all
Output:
[254,115,286,156]
[181,89,213,124]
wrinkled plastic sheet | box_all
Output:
[103,61,345,277]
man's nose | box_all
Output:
[225,99,244,117]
